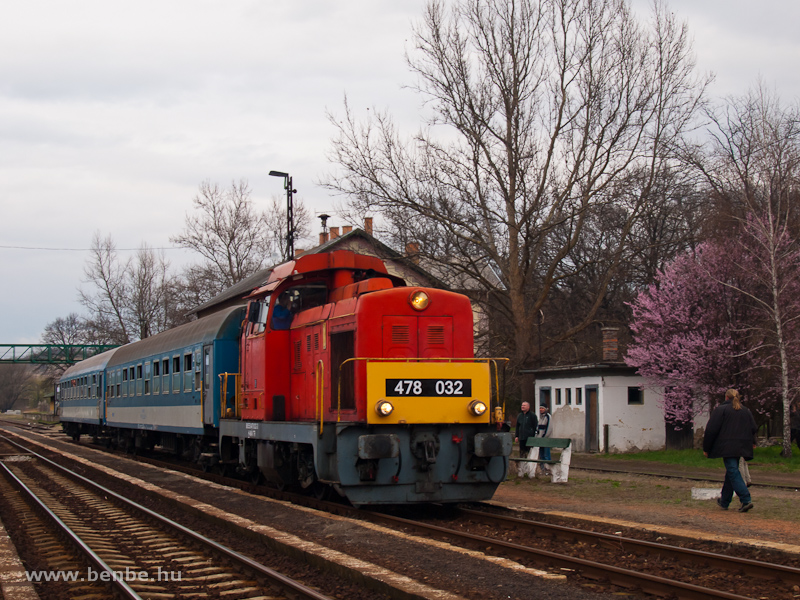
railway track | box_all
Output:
[350,505,800,600]
[0,435,334,600]
[4,423,799,600]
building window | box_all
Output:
[555,388,562,405]
[566,388,572,405]
[576,388,582,406]
[628,386,644,405]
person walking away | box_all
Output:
[537,403,552,461]
[514,402,538,458]
[703,389,757,512]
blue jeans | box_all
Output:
[720,457,751,507]
[539,446,551,461]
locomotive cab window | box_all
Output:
[247,299,268,335]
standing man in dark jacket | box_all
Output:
[703,389,757,512]
[514,401,538,457]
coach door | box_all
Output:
[585,385,599,452]
[203,345,213,425]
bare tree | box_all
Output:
[325,0,708,392]
[172,180,312,301]
[0,364,35,412]
[697,84,800,457]
[80,233,130,344]
[128,243,172,340]
[41,313,93,375]
[80,233,175,343]
[41,313,91,347]
[263,194,313,261]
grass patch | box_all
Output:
[605,447,800,472]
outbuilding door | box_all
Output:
[585,385,599,452]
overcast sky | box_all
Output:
[2,0,799,344]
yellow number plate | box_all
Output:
[366,362,490,425]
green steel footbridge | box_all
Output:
[0,344,119,365]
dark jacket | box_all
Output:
[515,410,538,446]
[703,399,758,460]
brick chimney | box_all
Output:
[330,226,340,239]
[405,242,420,264]
[342,225,353,234]
[319,232,329,245]
[364,217,373,236]
[601,327,619,362]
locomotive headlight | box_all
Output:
[409,290,430,311]
[469,400,487,416]
[375,400,394,417]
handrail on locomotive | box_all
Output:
[219,357,509,428]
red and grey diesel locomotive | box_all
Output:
[58,250,512,505]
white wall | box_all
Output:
[535,371,676,453]
[602,374,665,452]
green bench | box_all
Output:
[510,437,572,482]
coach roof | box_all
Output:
[61,347,120,379]
[107,305,245,368]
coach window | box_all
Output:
[173,356,181,393]
[116,369,121,397]
[153,360,160,394]
[122,368,128,396]
[162,358,170,394]
[184,353,193,392]
[144,362,151,395]
[135,364,142,395]
[628,386,644,405]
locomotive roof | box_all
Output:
[248,250,393,297]
[107,305,245,367]
[60,347,120,379]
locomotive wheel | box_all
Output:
[311,482,330,501]
[249,470,262,485]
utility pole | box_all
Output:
[269,170,296,260]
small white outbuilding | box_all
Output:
[525,329,709,453]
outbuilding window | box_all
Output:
[628,386,644,405]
